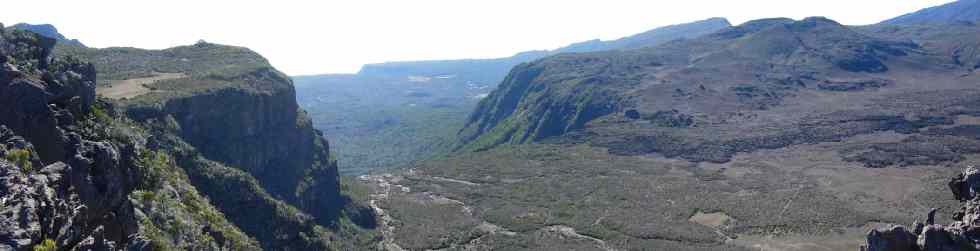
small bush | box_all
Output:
[32,239,56,251]
[5,148,33,173]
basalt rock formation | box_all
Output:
[864,166,980,251]
[0,24,141,250]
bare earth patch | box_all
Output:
[690,211,733,227]
[97,72,186,99]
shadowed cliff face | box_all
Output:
[128,67,342,222]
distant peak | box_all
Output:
[702,17,733,25]
[786,17,846,31]
[881,0,980,25]
[800,16,841,25]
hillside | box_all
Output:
[880,0,980,25]
[364,17,980,250]
[295,17,732,175]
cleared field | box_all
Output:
[96,72,186,99]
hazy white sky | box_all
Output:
[1,0,954,75]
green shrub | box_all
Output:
[31,239,56,251]
[90,105,111,123]
[5,149,32,173]
[137,150,171,190]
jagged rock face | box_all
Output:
[865,166,980,251]
[0,28,96,164]
[0,130,139,250]
[0,25,141,250]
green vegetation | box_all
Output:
[295,74,479,175]
[309,104,467,175]
[5,148,32,173]
[31,239,56,251]
[76,101,260,250]
[90,105,111,123]
[136,150,170,190]
[129,151,261,250]
[333,178,382,250]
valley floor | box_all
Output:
[357,130,965,250]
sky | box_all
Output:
[1,0,955,75]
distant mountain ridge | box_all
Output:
[357,17,732,82]
[880,0,980,25]
[9,23,85,47]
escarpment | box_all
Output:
[123,66,342,220]
[0,24,261,250]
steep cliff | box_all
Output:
[122,62,342,220]
[0,23,258,250]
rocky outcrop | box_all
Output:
[0,27,96,165]
[864,166,980,251]
[8,23,85,47]
[0,128,142,250]
[0,25,140,250]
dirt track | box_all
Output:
[96,72,186,99]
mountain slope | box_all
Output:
[558,17,732,53]
[880,0,980,25]
[458,17,932,153]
